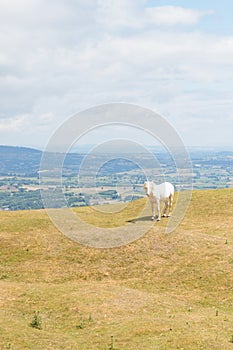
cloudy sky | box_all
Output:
[0,0,233,149]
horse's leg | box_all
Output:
[167,194,173,217]
[162,200,168,217]
[157,200,161,221]
[151,200,155,220]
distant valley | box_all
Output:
[0,145,232,210]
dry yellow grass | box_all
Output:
[0,189,233,349]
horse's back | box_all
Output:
[155,182,174,199]
[165,182,174,196]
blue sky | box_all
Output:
[0,0,232,149]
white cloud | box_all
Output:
[0,115,29,131]
[0,0,232,147]
[96,0,145,29]
[96,2,213,29]
[145,6,213,26]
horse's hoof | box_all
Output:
[152,216,155,221]
[157,218,161,222]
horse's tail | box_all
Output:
[169,192,174,206]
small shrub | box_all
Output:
[109,336,115,350]
[0,273,8,280]
[30,311,42,330]
[76,313,93,330]
[76,315,84,329]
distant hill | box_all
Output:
[0,145,233,189]
[0,145,145,176]
[0,145,42,176]
[0,146,85,176]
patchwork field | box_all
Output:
[0,189,233,349]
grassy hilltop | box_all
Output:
[0,189,233,350]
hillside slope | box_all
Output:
[0,189,233,350]
[0,146,42,175]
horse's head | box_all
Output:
[143,181,154,197]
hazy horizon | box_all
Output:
[1,143,233,154]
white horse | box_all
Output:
[143,181,174,221]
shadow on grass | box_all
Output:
[126,216,154,223]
